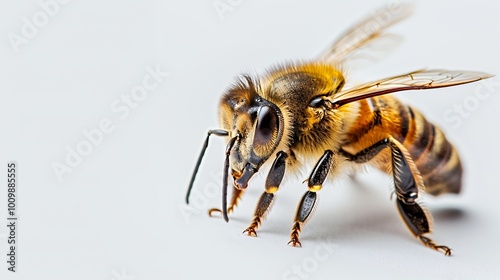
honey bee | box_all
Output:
[185,4,492,256]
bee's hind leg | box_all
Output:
[389,137,452,256]
[341,136,452,255]
[396,200,452,256]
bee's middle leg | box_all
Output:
[289,150,334,247]
[288,139,391,247]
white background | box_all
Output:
[1,0,499,279]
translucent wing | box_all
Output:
[320,3,413,64]
[332,69,494,106]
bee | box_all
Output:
[185,4,492,256]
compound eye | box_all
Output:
[253,105,277,146]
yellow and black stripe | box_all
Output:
[404,105,462,195]
[342,95,462,195]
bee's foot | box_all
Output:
[419,236,452,256]
[243,227,258,237]
[208,208,222,217]
[287,238,302,247]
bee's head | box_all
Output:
[219,76,287,190]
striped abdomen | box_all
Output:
[342,96,462,195]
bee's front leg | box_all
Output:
[243,151,288,236]
[208,187,244,217]
[288,150,334,247]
